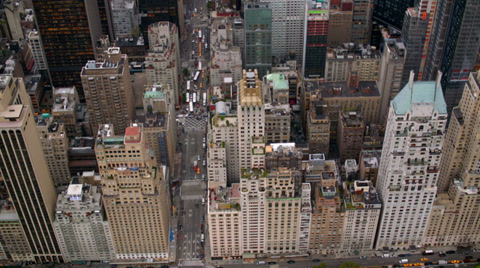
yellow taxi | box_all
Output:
[403,264,413,267]
[197,168,200,174]
[413,263,423,266]
[200,82,203,88]
[420,258,428,261]
[451,260,461,264]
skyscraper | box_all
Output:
[32,0,110,100]
[377,39,405,123]
[373,0,415,30]
[138,0,183,48]
[259,0,307,65]
[96,124,171,262]
[237,69,265,171]
[350,0,374,44]
[423,71,480,247]
[0,74,62,263]
[438,0,480,112]
[145,22,180,101]
[375,72,447,250]
[303,0,330,78]
[244,3,272,78]
[81,47,135,135]
[53,181,115,262]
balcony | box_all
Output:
[406,159,424,166]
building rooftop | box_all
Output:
[344,180,381,209]
[327,43,381,60]
[320,81,380,98]
[265,73,289,90]
[392,80,447,115]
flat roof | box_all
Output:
[67,184,83,196]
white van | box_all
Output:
[399,259,408,264]
[202,198,205,205]
[256,261,265,265]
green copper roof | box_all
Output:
[391,81,447,115]
[266,73,288,90]
[144,90,164,99]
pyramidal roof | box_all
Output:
[391,73,447,115]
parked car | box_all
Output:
[446,250,456,254]
[287,260,295,264]
[312,259,321,263]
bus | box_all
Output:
[198,30,202,40]
[193,71,200,81]
[187,80,191,91]
[203,93,207,106]
[198,61,202,71]
[422,250,434,256]
[186,92,190,103]
[189,101,193,113]
[193,93,197,103]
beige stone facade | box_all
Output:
[96,124,170,261]
[81,47,135,135]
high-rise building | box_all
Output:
[324,43,381,82]
[307,154,344,254]
[96,124,171,262]
[262,73,292,143]
[373,0,415,30]
[337,111,365,163]
[259,0,306,65]
[438,71,480,192]
[210,18,243,87]
[327,0,353,47]
[401,0,437,84]
[51,87,80,138]
[32,0,110,99]
[140,84,177,175]
[53,180,115,262]
[145,22,180,101]
[377,39,405,123]
[264,168,305,255]
[244,3,272,78]
[81,47,135,135]
[240,168,267,254]
[210,107,239,184]
[36,114,71,186]
[111,0,139,38]
[375,72,447,250]
[438,0,480,113]
[424,73,480,247]
[307,101,331,155]
[350,0,373,44]
[0,74,62,263]
[27,31,47,71]
[0,206,32,261]
[138,0,183,48]
[238,70,265,171]
[341,180,381,253]
[303,0,330,78]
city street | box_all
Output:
[175,0,210,266]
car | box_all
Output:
[312,259,321,263]
[267,262,276,265]
[465,256,473,259]
[398,254,407,257]
[421,258,429,261]
[446,250,456,254]
[360,256,367,259]
[439,253,446,257]
[178,224,183,230]
[287,260,295,264]
[463,259,471,263]
[424,262,433,265]
[405,254,413,257]
[198,155,201,160]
